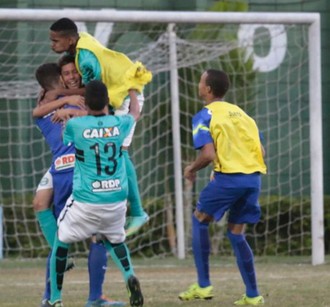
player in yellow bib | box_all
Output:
[179,69,266,306]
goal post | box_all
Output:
[0,9,324,264]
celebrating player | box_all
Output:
[178,69,266,305]
[47,80,144,307]
[49,17,152,236]
[33,58,124,307]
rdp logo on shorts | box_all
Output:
[92,179,122,192]
[54,154,75,171]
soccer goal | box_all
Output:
[0,9,324,264]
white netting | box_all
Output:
[0,14,318,258]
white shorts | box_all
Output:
[57,195,127,244]
[36,169,53,191]
[115,92,144,147]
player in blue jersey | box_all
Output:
[49,18,151,236]
[33,59,125,307]
[178,70,267,306]
[47,80,143,307]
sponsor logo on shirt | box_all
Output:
[92,179,122,192]
[54,154,75,171]
[83,127,120,138]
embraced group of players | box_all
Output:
[33,16,267,307]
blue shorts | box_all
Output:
[51,169,73,219]
[196,172,262,224]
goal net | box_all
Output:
[0,9,324,264]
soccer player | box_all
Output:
[33,58,124,307]
[49,17,152,236]
[47,80,144,307]
[178,69,267,305]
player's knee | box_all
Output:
[32,195,49,212]
[226,230,245,245]
[194,209,213,223]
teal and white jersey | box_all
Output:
[63,114,134,204]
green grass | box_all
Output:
[0,256,329,307]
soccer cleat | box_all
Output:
[125,212,149,237]
[40,299,48,307]
[126,276,144,307]
[178,283,214,301]
[234,294,265,305]
[85,295,126,307]
[43,300,64,307]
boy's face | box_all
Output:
[49,31,74,54]
[61,62,81,89]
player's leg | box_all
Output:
[49,233,69,306]
[227,188,264,306]
[33,170,57,306]
[49,196,92,305]
[178,210,214,301]
[115,93,149,236]
[179,179,232,301]
[86,235,125,307]
[101,201,143,307]
[34,169,56,247]
[87,236,107,301]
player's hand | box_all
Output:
[52,109,71,123]
[184,165,196,182]
[64,95,85,109]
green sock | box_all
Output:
[122,150,144,216]
[36,209,57,247]
[50,234,69,303]
[104,241,135,282]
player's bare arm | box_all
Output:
[184,143,216,182]
[33,95,85,118]
[43,87,85,101]
[52,108,88,123]
[128,89,140,121]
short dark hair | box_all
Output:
[85,80,109,111]
[50,18,78,37]
[58,54,75,70]
[35,63,61,90]
[205,69,230,98]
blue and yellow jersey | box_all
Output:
[75,32,152,109]
[192,101,266,174]
[63,114,134,204]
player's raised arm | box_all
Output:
[33,95,85,118]
[128,90,140,121]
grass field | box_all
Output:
[0,256,329,307]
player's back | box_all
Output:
[35,105,76,173]
[63,114,134,204]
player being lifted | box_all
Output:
[49,17,152,236]
[47,80,144,307]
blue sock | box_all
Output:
[42,251,51,300]
[88,242,108,301]
[122,151,144,217]
[192,214,211,287]
[104,241,134,283]
[227,231,259,297]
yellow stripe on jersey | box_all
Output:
[193,124,210,136]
